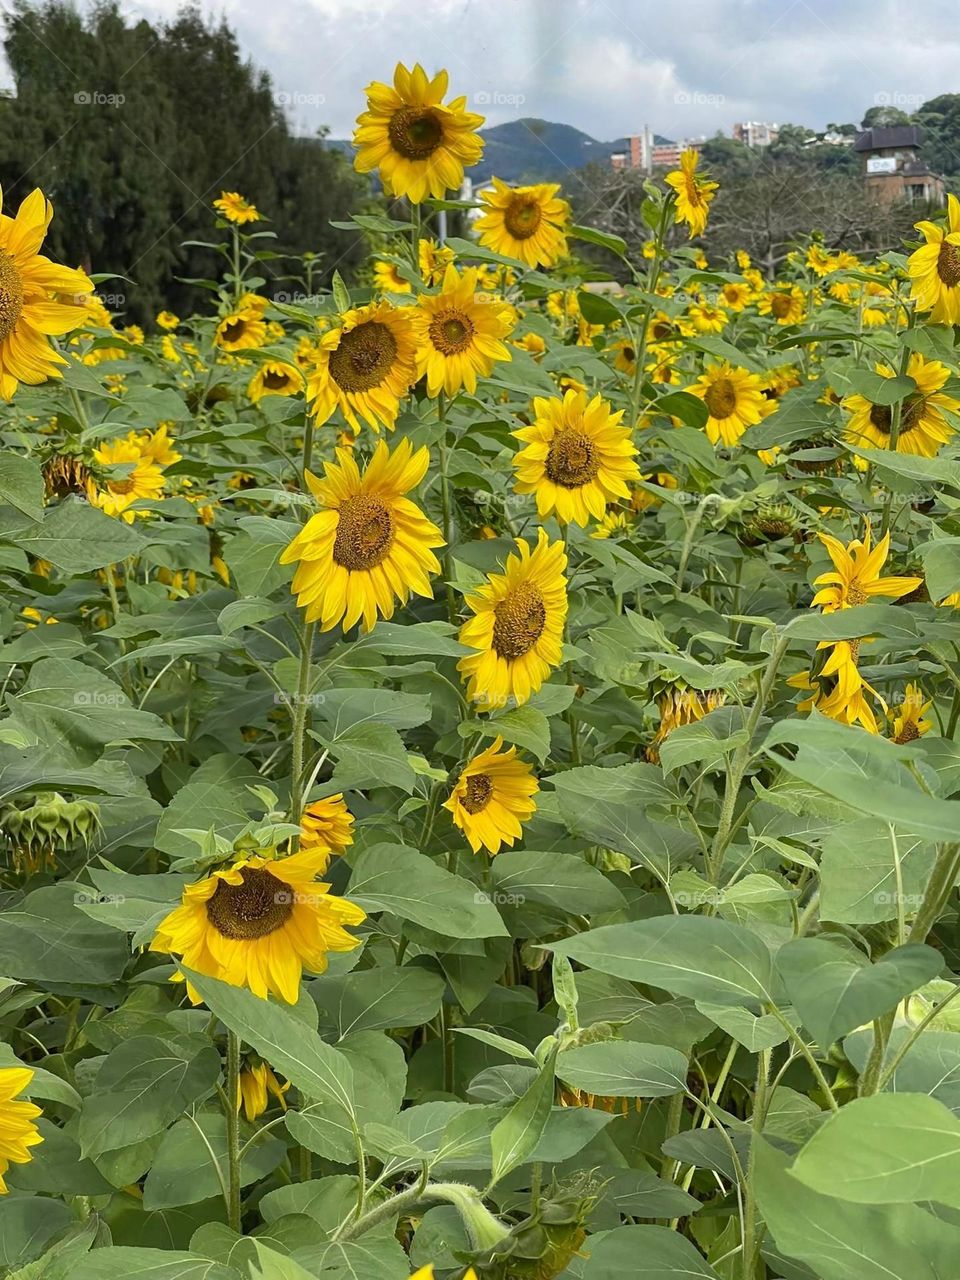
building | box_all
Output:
[853,125,944,205]
[733,121,779,148]
[610,130,703,172]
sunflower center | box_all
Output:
[221,319,246,344]
[868,397,922,436]
[621,345,636,362]
[651,320,673,341]
[429,309,475,355]
[329,322,398,392]
[770,293,792,319]
[493,582,546,659]
[846,587,868,607]
[504,196,543,241]
[895,721,920,745]
[545,429,600,488]
[462,773,493,814]
[0,253,24,342]
[333,494,395,570]
[206,867,294,940]
[704,378,738,419]
[388,106,444,160]
[109,476,138,495]
[937,240,960,287]
[262,369,291,390]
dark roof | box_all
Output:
[854,125,923,152]
[902,159,937,177]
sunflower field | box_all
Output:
[2,59,960,1280]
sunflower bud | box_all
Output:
[0,792,101,873]
[478,1174,600,1279]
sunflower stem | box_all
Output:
[289,620,317,840]
[880,296,914,536]
[437,394,456,623]
[225,1030,242,1232]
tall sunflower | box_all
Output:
[512,388,640,525]
[213,192,261,225]
[474,178,570,268]
[300,794,355,872]
[411,264,514,396]
[353,63,484,203]
[0,188,93,400]
[908,193,960,323]
[664,149,717,238]
[0,1067,42,1192]
[843,353,959,458]
[443,736,538,855]
[811,527,921,612]
[151,849,365,1004]
[688,363,768,446]
[306,301,418,434]
[458,528,568,710]
[279,438,444,633]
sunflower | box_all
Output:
[757,285,806,325]
[591,509,632,539]
[411,264,514,396]
[843,353,959,458]
[300,794,355,872]
[806,243,836,276]
[908,193,960,323]
[688,362,768,446]
[458,528,568,710]
[247,360,304,406]
[353,63,484,203]
[280,438,443,633]
[789,641,884,734]
[664,148,717,238]
[512,388,640,526]
[87,437,166,522]
[474,177,571,268]
[373,260,412,294]
[0,189,93,400]
[0,1067,42,1192]
[687,302,728,333]
[513,331,547,359]
[444,736,538,856]
[610,337,637,375]
[720,281,753,311]
[890,682,934,744]
[237,1060,289,1122]
[150,848,365,1004]
[418,237,456,287]
[156,310,180,331]
[134,423,181,468]
[306,300,418,434]
[811,526,921,612]
[646,682,726,763]
[213,192,261,225]
[215,307,267,352]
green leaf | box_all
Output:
[0,453,44,522]
[70,1247,241,1279]
[309,965,445,1037]
[488,1042,558,1187]
[0,884,129,985]
[143,1112,285,1209]
[466,704,552,763]
[489,850,626,915]
[557,1041,688,1097]
[579,1224,720,1277]
[323,721,416,793]
[7,497,144,571]
[569,224,628,257]
[819,819,936,925]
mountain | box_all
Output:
[325,119,673,186]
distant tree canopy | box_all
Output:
[0,0,371,323]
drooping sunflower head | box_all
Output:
[353,63,484,203]
[412,263,514,397]
[664,148,718,238]
[0,1066,42,1192]
[307,300,418,434]
[512,388,640,526]
[811,525,921,613]
[443,735,538,856]
[248,360,304,405]
[689,362,767,447]
[151,848,366,1004]
[474,177,571,268]
[236,1059,289,1122]
[300,793,355,871]
[213,191,261,225]
[908,194,960,324]
[458,528,568,711]
[843,353,959,459]
[280,437,444,633]
[646,681,726,762]
[889,681,933,745]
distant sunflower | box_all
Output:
[300,794,355,871]
[306,300,418,433]
[908,193,960,323]
[87,437,166,522]
[0,1067,42,1192]
[687,302,728,333]
[512,388,640,525]
[279,438,444,633]
[156,310,180,331]
[458,528,568,710]
[474,177,570,267]
[890,682,933,744]
[373,260,412,294]
[151,849,365,1004]
[811,526,921,612]
[215,308,267,352]
[757,285,806,325]
[664,148,717,238]
[353,63,484,203]
[0,188,92,400]
[247,360,304,406]
[843,353,959,458]
[688,363,768,446]
[214,192,261,225]
[412,264,514,396]
[443,736,538,855]
[720,281,753,311]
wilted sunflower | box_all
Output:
[474,177,571,268]
[213,191,261,225]
[757,285,806,325]
[247,360,304,406]
[444,736,538,855]
[353,63,484,203]
[889,682,933,744]
[150,848,365,1004]
[664,148,717,238]
[0,188,92,400]
[512,388,640,526]
[458,528,568,710]
[0,1067,42,1192]
[843,353,959,458]
[646,682,727,763]
[87,437,166,522]
[811,527,921,612]
[280,438,443,633]
[215,306,267,352]
[412,264,514,396]
[300,794,355,871]
[908,193,960,323]
[237,1060,289,1122]
[306,300,418,434]
[688,363,768,446]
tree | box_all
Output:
[861,104,911,130]
[914,93,960,180]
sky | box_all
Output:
[71,0,960,142]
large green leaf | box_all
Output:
[557,1041,688,1097]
